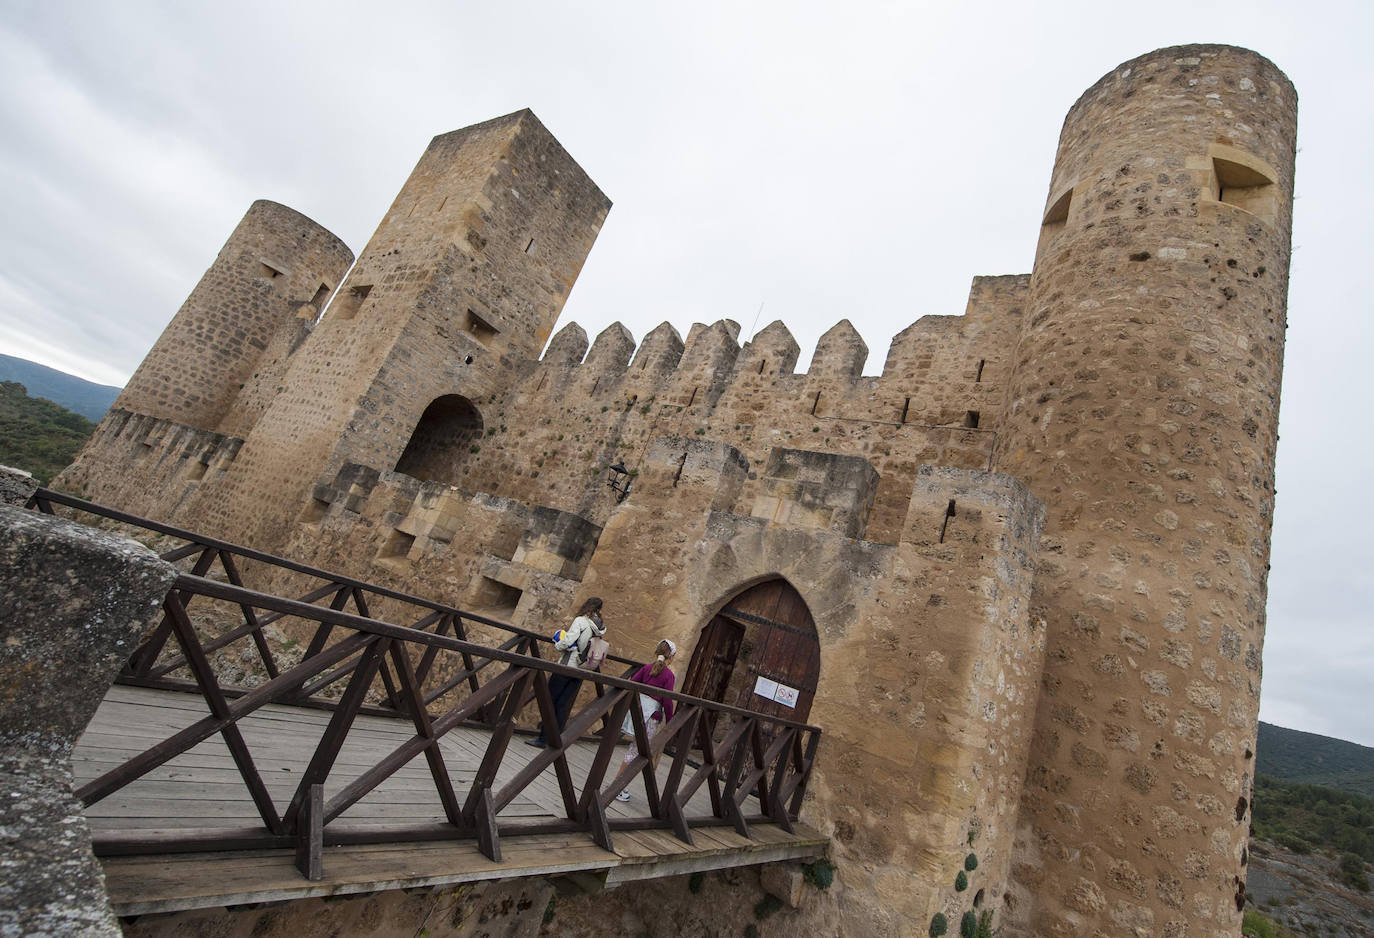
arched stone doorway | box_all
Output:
[682,579,820,727]
[394,395,483,485]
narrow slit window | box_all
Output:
[975,359,985,383]
[901,397,910,424]
[939,499,956,543]
[258,262,283,279]
[758,359,766,375]
[686,386,698,408]
[591,377,600,395]
[525,238,535,254]
[436,196,448,213]
[535,372,547,393]
[811,391,821,416]
[964,410,981,429]
[672,451,688,487]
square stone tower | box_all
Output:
[194,111,611,545]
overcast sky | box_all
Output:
[2,1,1371,746]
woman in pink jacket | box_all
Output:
[615,639,676,802]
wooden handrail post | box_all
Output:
[295,783,323,880]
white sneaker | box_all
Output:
[615,789,631,802]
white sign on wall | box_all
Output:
[773,684,799,708]
[753,676,800,709]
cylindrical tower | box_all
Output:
[995,46,1296,936]
[113,200,354,432]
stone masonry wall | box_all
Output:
[112,200,354,433]
[374,272,1025,547]
[55,410,243,518]
[169,112,610,552]
[994,45,1296,938]
[564,446,1043,937]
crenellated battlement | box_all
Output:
[531,269,1028,421]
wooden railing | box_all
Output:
[27,489,822,880]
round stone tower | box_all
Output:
[994,46,1296,936]
[113,200,354,432]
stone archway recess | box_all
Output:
[394,394,483,485]
[682,578,820,738]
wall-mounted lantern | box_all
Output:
[607,461,632,503]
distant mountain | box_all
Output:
[0,354,121,421]
[1257,721,1374,798]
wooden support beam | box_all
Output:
[294,784,323,881]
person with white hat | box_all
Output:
[615,638,677,802]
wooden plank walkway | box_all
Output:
[75,686,826,915]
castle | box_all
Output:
[55,44,1296,937]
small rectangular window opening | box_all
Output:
[525,238,535,254]
[474,577,522,613]
[299,498,331,523]
[310,283,331,309]
[975,360,985,383]
[259,262,283,279]
[379,529,416,560]
[465,309,501,346]
[333,284,373,320]
[964,410,981,429]
[939,499,957,543]
[1042,188,1072,230]
[1213,157,1277,225]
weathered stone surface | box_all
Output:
[0,506,176,750]
[0,506,177,938]
[0,464,37,506]
[0,752,121,938]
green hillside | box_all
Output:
[1257,722,1374,798]
[0,381,95,484]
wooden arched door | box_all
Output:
[683,579,820,727]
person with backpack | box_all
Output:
[526,597,605,748]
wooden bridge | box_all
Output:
[31,490,827,917]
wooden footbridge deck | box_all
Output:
[32,490,827,917]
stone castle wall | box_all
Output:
[48,43,1296,938]
[113,200,354,434]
